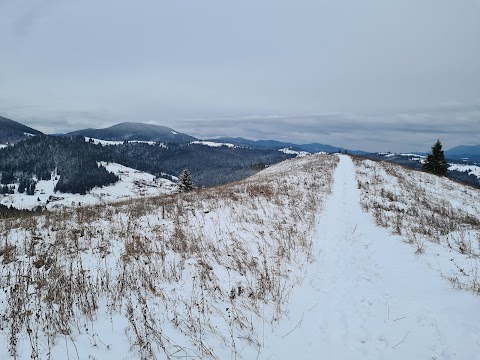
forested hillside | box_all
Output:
[0,135,117,194]
[0,135,293,195]
[0,116,43,143]
[107,142,292,186]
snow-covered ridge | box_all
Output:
[305,156,480,359]
[2,154,480,359]
[398,152,425,158]
[279,147,310,157]
[191,140,235,148]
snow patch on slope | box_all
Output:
[279,147,311,157]
[381,152,426,162]
[191,140,235,148]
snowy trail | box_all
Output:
[262,155,480,360]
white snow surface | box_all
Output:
[449,163,480,179]
[400,153,426,158]
[1,155,480,359]
[191,140,235,148]
[279,147,310,157]
[383,153,426,162]
[354,158,480,290]
[262,155,480,359]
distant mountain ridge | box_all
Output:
[0,116,43,144]
[1,116,478,160]
[445,144,480,161]
[66,123,369,154]
[214,137,369,155]
[66,122,197,143]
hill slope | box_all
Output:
[0,154,339,359]
[288,156,480,359]
[0,155,479,359]
[67,122,197,143]
[0,116,43,144]
[363,152,480,188]
[0,135,293,200]
[0,162,177,210]
[0,135,119,195]
[354,157,480,288]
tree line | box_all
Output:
[0,135,293,195]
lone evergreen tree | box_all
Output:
[177,168,195,192]
[422,140,448,176]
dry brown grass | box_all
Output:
[353,157,480,294]
[0,154,338,359]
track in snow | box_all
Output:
[261,155,480,360]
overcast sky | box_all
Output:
[1,0,479,152]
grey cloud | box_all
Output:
[2,102,478,152]
[0,0,479,152]
[175,105,480,152]
[0,0,58,38]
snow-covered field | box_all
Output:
[0,154,338,359]
[449,163,480,179]
[279,147,311,157]
[191,140,236,148]
[312,156,480,359]
[354,157,480,293]
[0,163,176,210]
[382,152,425,161]
[0,154,479,359]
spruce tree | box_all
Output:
[422,140,448,176]
[177,168,195,192]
